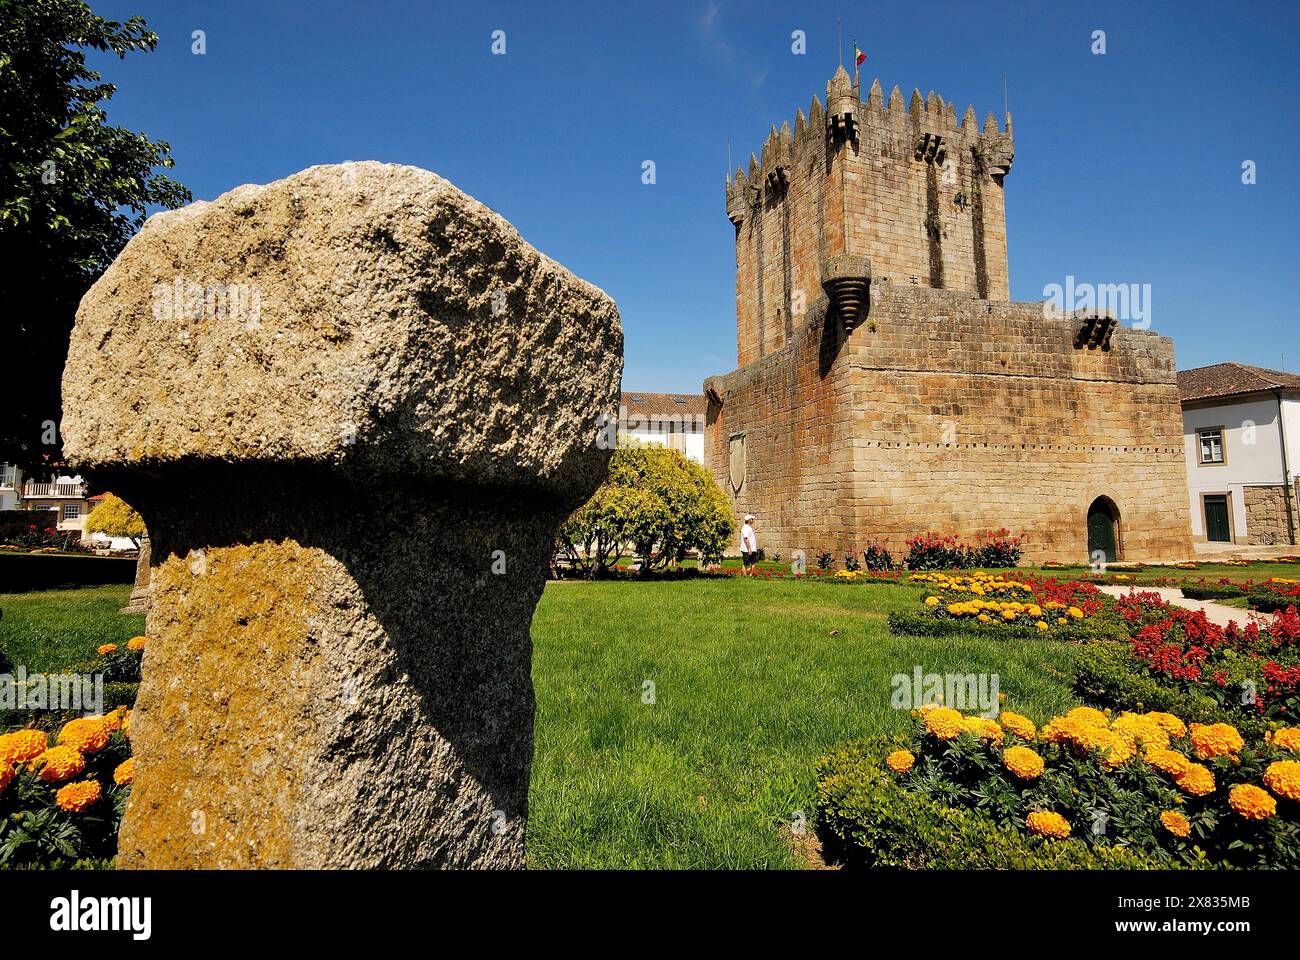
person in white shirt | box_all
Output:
[740,514,757,575]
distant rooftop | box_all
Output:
[1178,362,1300,403]
[620,391,707,416]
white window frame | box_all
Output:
[1197,427,1225,466]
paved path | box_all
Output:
[1096,585,1271,629]
[1191,542,1297,560]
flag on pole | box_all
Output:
[853,40,867,66]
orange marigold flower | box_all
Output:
[96,643,118,655]
[59,716,111,755]
[1026,810,1071,839]
[1002,745,1045,781]
[999,712,1037,740]
[122,710,132,739]
[885,749,915,773]
[102,707,128,733]
[0,762,14,794]
[126,636,147,651]
[1065,706,1109,728]
[922,706,964,741]
[1145,747,1192,777]
[961,716,1004,742]
[1110,712,1170,750]
[30,745,85,784]
[1040,716,1085,745]
[1268,728,1300,754]
[0,729,48,765]
[1145,712,1187,738]
[1174,763,1216,797]
[1263,759,1300,802]
[1096,732,1135,770]
[113,758,135,787]
[1228,783,1277,820]
[1064,723,1132,768]
[1159,810,1191,838]
[55,779,102,813]
[1189,723,1244,760]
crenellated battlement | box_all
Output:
[726,67,1015,367]
[726,68,1014,220]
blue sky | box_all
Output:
[88,0,1299,392]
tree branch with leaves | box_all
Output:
[0,0,190,468]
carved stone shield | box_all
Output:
[728,432,746,495]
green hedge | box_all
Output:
[0,551,135,593]
[887,609,1129,644]
[1073,642,1271,740]
[809,575,910,587]
[1248,588,1300,614]
[0,683,137,730]
[816,738,1184,869]
[103,681,138,711]
[1179,584,1249,601]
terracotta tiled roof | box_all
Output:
[620,391,707,416]
[1177,362,1300,403]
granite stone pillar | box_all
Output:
[118,534,150,614]
[60,163,622,868]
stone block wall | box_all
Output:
[1243,483,1299,545]
[706,285,1193,563]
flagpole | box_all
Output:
[837,17,843,69]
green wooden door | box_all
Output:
[1087,506,1117,563]
[1204,495,1231,542]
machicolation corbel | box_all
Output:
[1073,314,1117,351]
[822,254,872,331]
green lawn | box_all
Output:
[0,584,144,673]
[1022,561,1297,585]
[2,577,1085,868]
[527,577,1079,868]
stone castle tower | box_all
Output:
[704,68,1193,563]
[725,67,1014,365]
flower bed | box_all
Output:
[0,709,133,868]
[0,638,143,729]
[815,568,906,585]
[902,529,1023,570]
[887,571,1129,642]
[1107,592,1300,724]
[1073,641,1267,734]
[1180,581,1252,602]
[1250,579,1300,614]
[817,705,1300,868]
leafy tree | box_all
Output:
[1,0,190,469]
[84,491,144,546]
[555,447,733,577]
[555,484,668,578]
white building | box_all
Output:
[1178,363,1300,546]
[0,463,92,540]
[619,392,706,465]
[0,463,21,511]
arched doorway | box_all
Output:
[1087,497,1121,563]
